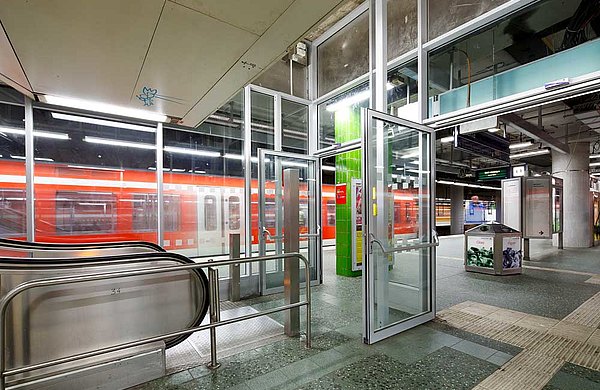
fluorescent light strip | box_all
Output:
[509,141,533,150]
[510,149,550,159]
[164,146,221,157]
[590,154,600,159]
[84,136,155,150]
[590,162,600,167]
[51,113,155,133]
[43,95,167,122]
[0,126,69,140]
[10,155,54,162]
[325,84,394,112]
[440,136,454,143]
[67,165,124,172]
[322,166,336,172]
[436,179,500,190]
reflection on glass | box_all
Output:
[387,0,418,59]
[428,0,600,117]
[317,11,369,96]
[428,0,510,40]
[388,60,419,121]
[318,82,369,150]
[282,99,308,154]
[0,100,26,238]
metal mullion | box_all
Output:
[274,94,282,151]
[243,86,252,259]
[387,48,418,71]
[313,73,370,106]
[156,123,164,246]
[417,0,428,123]
[24,97,34,242]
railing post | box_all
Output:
[207,267,221,369]
[229,234,241,302]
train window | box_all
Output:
[229,196,241,230]
[56,191,116,234]
[299,201,308,227]
[132,194,179,232]
[394,202,402,224]
[326,200,336,226]
[0,189,26,236]
[264,201,276,229]
[204,195,217,231]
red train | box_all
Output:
[0,160,420,257]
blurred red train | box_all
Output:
[0,160,420,257]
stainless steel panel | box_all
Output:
[283,168,300,337]
[1,255,208,382]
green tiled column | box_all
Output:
[335,109,362,277]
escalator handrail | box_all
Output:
[0,238,165,252]
[0,251,208,349]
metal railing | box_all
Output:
[0,252,311,390]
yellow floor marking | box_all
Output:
[437,290,600,389]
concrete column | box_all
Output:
[552,142,592,248]
[450,185,464,235]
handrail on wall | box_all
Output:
[0,252,312,390]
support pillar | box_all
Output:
[450,185,464,235]
[552,142,592,248]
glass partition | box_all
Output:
[32,108,157,244]
[388,60,419,121]
[318,82,370,150]
[387,0,418,60]
[317,11,369,97]
[0,101,26,239]
[428,0,511,40]
[282,99,309,154]
[428,0,600,117]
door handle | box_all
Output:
[432,229,440,246]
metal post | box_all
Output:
[283,169,300,337]
[24,97,34,242]
[156,123,164,247]
[229,233,241,301]
[523,238,530,261]
[207,267,221,369]
[558,233,564,250]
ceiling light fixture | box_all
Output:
[42,95,168,122]
[51,113,156,133]
[164,146,221,157]
[509,141,533,150]
[590,162,600,167]
[325,83,394,112]
[0,126,70,140]
[590,154,600,159]
[84,136,155,150]
[510,149,550,159]
[440,136,454,143]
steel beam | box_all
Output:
[500,113,570,154]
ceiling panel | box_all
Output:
[0,22,32,97]
[182,0,344,126]
[0,0,164,106]
[132,2,258,118]
[171,0,295,35]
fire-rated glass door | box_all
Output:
[258,149,320,294]
[362,108,438,344]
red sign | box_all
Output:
[336,183,347,205]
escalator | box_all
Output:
[0,239,210,389]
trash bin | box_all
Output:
[464,222,522,275]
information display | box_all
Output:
[501,178,522,231]
[524,178,551,238]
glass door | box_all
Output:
[258,149,320,294]
[362,108,438,344]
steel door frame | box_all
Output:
[361,108,438,344]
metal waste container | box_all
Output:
[465,222,522,275]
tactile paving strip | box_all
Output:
[437,291,600,390]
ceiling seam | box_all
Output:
[129,0,167,102]
[184,0,347,126]
[0,19,34,92]
[0,71,32,92]
[166,0,263,37]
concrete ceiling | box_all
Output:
[0,0,346,126]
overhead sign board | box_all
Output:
[477,167,509,181]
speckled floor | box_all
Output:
[132,237,600,390]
